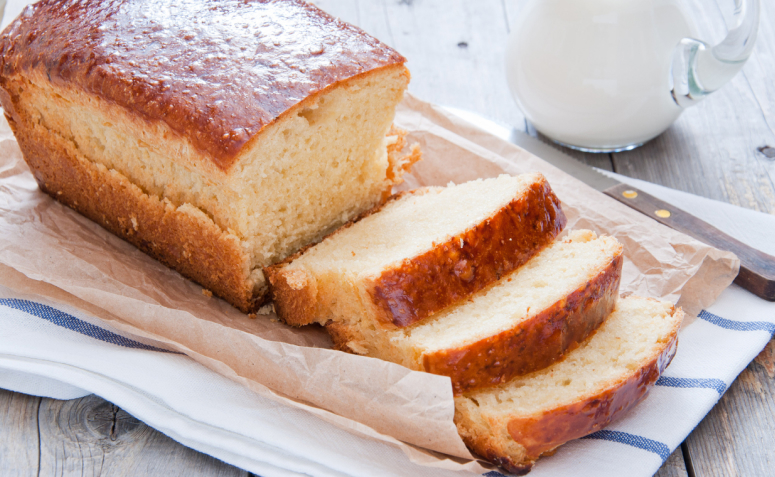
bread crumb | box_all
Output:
[201,289,212,297]
[347,340,369,355]
[257,303,275,315]
[248,313,257,319]
[285,269,308,290]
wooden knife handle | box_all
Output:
[604,183,775,301]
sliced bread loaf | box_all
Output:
[454,295,683,474]
[265,173,566,328]
[327,229,623,394]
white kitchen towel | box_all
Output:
[1,164,774,477]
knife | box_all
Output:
[444,107,775,302]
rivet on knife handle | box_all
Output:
[605,183,775,301]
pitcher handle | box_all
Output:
[670,0,760,108]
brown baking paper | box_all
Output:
[0,93,739,473]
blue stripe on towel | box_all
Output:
[656,376,727,396]
[698,310,775,336]
[582,430,671,462]
[479,430,671,475]
[0,298,177,353]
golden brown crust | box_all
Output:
[452,401,535,475]
[265,267,319,327]
[506,324,679,464]
[4,110,263,313]
[425,253,622,395]
[367,177,566,328]
[0,0,406,170]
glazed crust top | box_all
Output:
[0,0,405,170]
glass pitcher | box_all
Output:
[505,0,760,152]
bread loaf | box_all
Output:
[326,229,622,394]
[265,173,567,328]
[455,295,683,474]
[0,0,416,312]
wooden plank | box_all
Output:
[1,390,252,477]
[739,0,775,201]
[0,388,40,476]
[737,0,775,137]
[654,447,689,477]
[685,339,775,476]
[34,393,248,476]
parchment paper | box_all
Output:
[0,93,739,473]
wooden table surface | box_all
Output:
[1,0,774,476]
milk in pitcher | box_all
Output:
[506,0,699,151]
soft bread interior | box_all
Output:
[343,230,621,366]
[285,173,544,278]
[15,64,409,294]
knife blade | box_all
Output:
[443,107,775,301]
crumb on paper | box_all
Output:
[201,288,212,297]
[248,313,257,319]
[257,303,275,315]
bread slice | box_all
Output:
[265,173,567,328]
[326,229,622,395]
[0,0,416,312]
[455,295,683,474]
